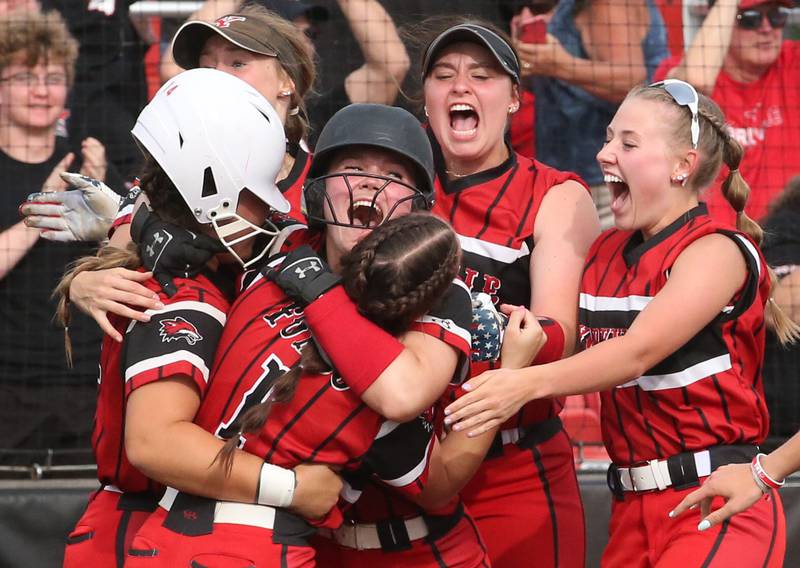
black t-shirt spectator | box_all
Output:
[41,0,147,180]
[0,138,102,459]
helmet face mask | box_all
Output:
[303,104,436,230]
[131,68,290,267]
[304,172,431,230]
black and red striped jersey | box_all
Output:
[578,204,771,465]
[94,271,232,493]
[431,144,587,428]
[193,228,472,514]
[109,144,311,237]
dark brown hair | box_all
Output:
[237,2,317,145]
[216,213,462,471]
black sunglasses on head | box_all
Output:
[736,6,790,30]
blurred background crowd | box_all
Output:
[0,0,797,475]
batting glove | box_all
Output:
[131,207,225,297]
[267,245,341,307]
[20,172,122,242]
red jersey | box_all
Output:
[193,228,472,514]
[578,204,771,465]
[431,145,587,428]
[654,42,800,224]
[109,144,311,236]
[94,271,232,493]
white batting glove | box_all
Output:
[21,172,122,242]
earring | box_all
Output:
[672,173,687,187]
[424,106,429,118]
[509,104,519,114]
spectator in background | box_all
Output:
[656,0,799,226]
[41,0,148,180]
[161,0,410,143]
[514,0,668,229]
[761,176,800,442]
[0,10,115,463]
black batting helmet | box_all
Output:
[303,103,435,229]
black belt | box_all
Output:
[485,417,563,460]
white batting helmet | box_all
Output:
[131,68,289,267]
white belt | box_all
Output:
[159,486,277,530]
[323,516,429,550]
[499,427,525,445]
[616,450,711,492]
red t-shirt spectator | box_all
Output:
[654,41,800,226]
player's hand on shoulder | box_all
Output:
[267,245,341,306]
[500,305,545,369]
[290,463,343,520]
[71,267,164,342]
[131,207,225,297]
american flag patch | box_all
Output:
[470,292,508,362]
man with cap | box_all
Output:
[654,0,800,225]
[160,0,410,141]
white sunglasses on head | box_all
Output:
[649,79,700,150]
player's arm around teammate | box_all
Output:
[446,79,799,567]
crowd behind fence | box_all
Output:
[0,0,798,475]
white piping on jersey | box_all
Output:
[579,293,653,312]
[375,421,400,440]
[145,301,227,324]
[416,314,472,346]
[732,233,762,277]
[619,353,732,392]
[452,277,471,295]
[381,437,434,488]
[115,202,134,224]
[457,234,530,264]
[340,480,361,504]
[124,350,210,384]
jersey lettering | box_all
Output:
[215,354,290,442]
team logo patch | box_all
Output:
[215,15,246,27]
[159,317,203,345]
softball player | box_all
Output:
[446,80,799,567]
[58,68,294,567]
[415,20,600,568]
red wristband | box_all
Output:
[304,286,404,396]
[531,317,566,365]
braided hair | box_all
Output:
[216,213,462,471]
[628,85,800,344]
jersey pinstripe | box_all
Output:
[431,146,587,428]
[578,204,771,465]
[193,228,472,510]
[93,271,232,493]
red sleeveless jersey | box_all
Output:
[193,228,472,513]
[432,148,587,428]
[94,271,232,492]
[578,205,771,465]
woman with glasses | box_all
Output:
[0,10,120,464]
[446,78,799,566]
[654,0,799,225]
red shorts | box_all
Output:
[334,510,490,568]
[125,506,316,568]
[602,481,785,567]
[63,488,158,568]
[461,423,585,568]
